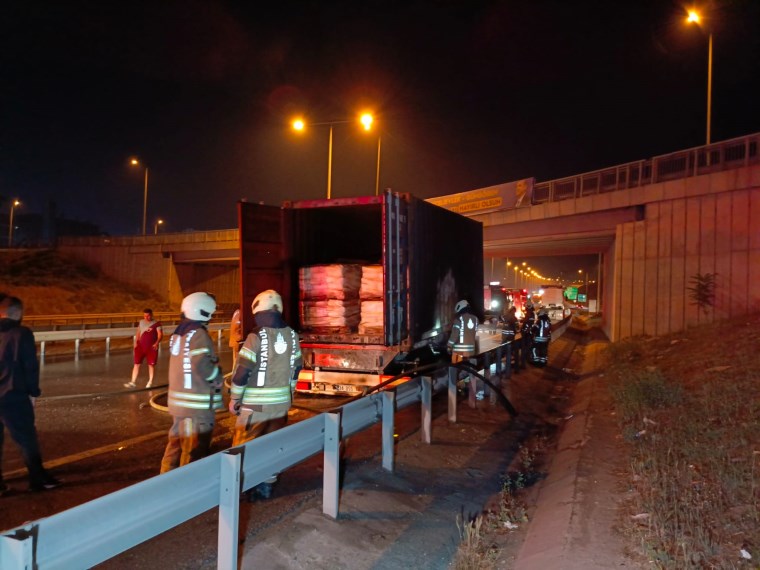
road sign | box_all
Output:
[565,286,578,300]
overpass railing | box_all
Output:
[56,228,238,246]
[0,340,516,570]
[532,132,759,204]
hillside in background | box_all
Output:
[0,250,170,315]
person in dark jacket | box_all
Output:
[0,295,61,495]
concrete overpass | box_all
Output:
[59,132,760,342]
[471,132,760,340]
[58,229,240,310]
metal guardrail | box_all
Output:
[25,312,231,330]
[532,132,759,204]
[34,322,230,359]
[0,341,515,570]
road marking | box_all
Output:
[4,430,168,479]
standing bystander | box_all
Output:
[125,308,163,389]
[0,295,61,494]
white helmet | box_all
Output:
[252,289,283,314]
[455,299,470,313]
[181,292,217,322]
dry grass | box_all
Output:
[0,249,169,314]
[607,315,760,568]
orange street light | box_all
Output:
[686,9,713,145]
[154,218,164,235]
[8,199,21,248]
[291,112,379,198]
[130,157,149,235]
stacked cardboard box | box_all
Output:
[359,265,383,334]
[299,264,362,331]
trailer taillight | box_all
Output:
[295,381,311,391]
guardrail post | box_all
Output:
[447,366,457,423]
[218,449,242,570]
[75,339,80,359]
[382,391,396,472]
[0,527,34,569]
[323,412,341,519]
[40,341,46,359]
[420,376,432,444]
[105,337,111,355]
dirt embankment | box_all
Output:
[0,249,169,315]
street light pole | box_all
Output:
[686,10,713,145]
[375,136,382,196]
[326,126,333,200]
[154,218,163,235]
[142,166,149,236]
[8,199,20,248]
[706,31,713,145]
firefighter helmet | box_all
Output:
[181,292,217,322]
[252,290,283,314]
[455,299,470,313]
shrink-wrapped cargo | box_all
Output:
[360,265,383,300]
[299,264,361,300]
[358,300,383,335]
[300,299,361,331]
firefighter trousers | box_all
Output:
[160,415,214,473]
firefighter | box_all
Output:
[531,307,552,367]
[228,289,302,500]
[499,305,519,371]
[447,299,480,405]
[519,301,536,370]
[159,292,223,473]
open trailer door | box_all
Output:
[238,201,284,337]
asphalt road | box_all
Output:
[0,345,351,531]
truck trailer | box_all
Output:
[238,191,483,395]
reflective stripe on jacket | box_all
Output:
[447,312,478,356]
[167,324,222,420]
[232,326,302,418]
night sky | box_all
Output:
[3,1,760,261]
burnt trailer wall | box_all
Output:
[408,198,484,344]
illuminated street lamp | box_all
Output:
[130,157,149,236]
[154,218,164,235]
[686,9,713,145]
[7,199,20,248]
[360,113,383,196]
[291,113,378,199]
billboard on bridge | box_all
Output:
[426,178,534,215]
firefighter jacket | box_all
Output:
[230,310,302,421]
[447,311,479,357]
[521,307,536,336]
[167,319,223,421]
[533,313,552,343]
[499,312,518,343]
